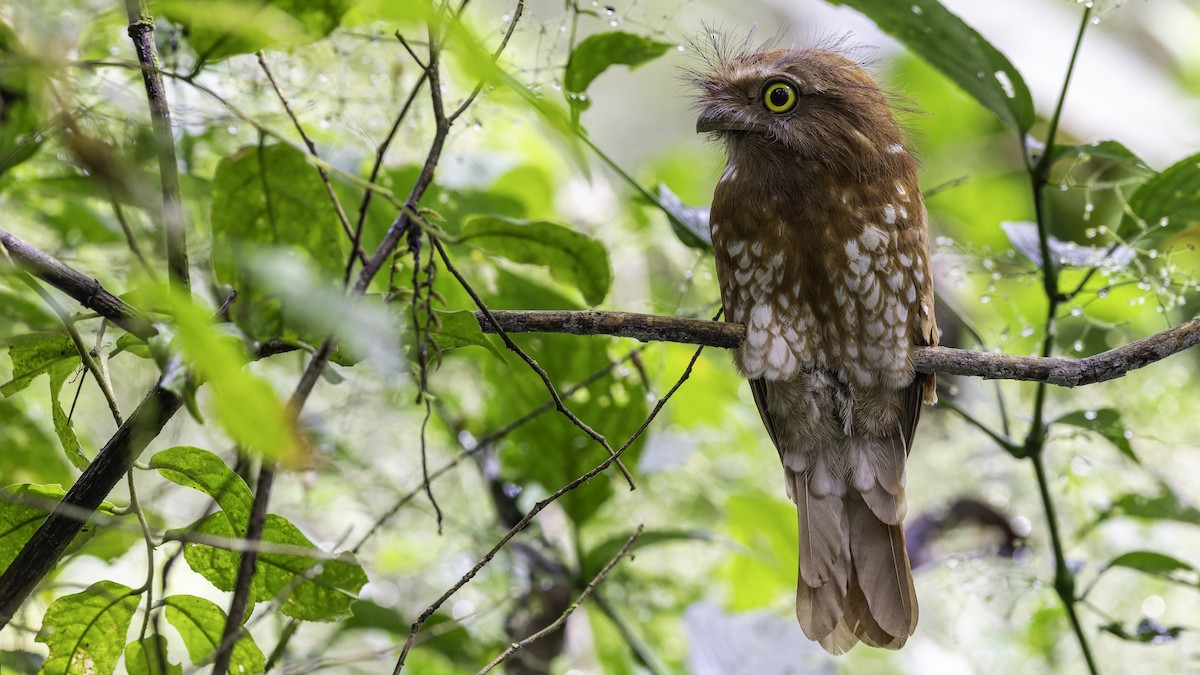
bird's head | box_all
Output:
[692,45,908,178]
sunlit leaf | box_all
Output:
[149,446,254,522]
[1001,221,1134,268]
[0,332,76,397]
[160,0,352,60]
[460,216,612,306]
[1129,152,1200,235]
[175,512,368,621]
[157,291,300,461]
[827,0,1033,132]
[163,595,264,672]
[36,581,138,675]
[564,31,672,111]
[125,635,182,675]
[656,183,711,249]
[1053,409,1138,464]
[1050,140,1152,175]
[0,484,117,574]
[721,493,796,610]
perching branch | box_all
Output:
[472,310,1200,388]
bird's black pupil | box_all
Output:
[769,86,791,108]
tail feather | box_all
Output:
[792,469,849,641]
[791,469,918,654]
[846,495,917,641]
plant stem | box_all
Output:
[1021,5,1098,674]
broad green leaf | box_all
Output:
[720,493,797,610]
[210,143,347,342]
[125,635,181,675]
[160,0,351,61]
[1130,152,1200,234]
[0,397,72,484]
[115,333,152,359]
[157,291,299,461]
[1053,409,1138,464]
[0,332,76,397]
[163,595,264,672]
[1105,551,1198,586]
[177,512,367,621]
[828,0,1033,132]
[36,581,138,675]
[0,484,117,575]
[582,529,710,578]
[149,446,254,522]
[564,32,672,110]
[460,216,612,306]
[418,309,504,361]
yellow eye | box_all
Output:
[762,81,797,113]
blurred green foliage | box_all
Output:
[0,0,1199,674]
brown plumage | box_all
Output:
[693,44,938,653]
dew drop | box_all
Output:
[980,294,991,304]
[1070,308,1082,317]
[911,4,922,14]
[1073,340,1084,352]
[1021,326,1036,337]
[1084,410,1098,420]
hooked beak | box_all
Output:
[696,109,768,135]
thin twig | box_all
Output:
[256,52,366,266]
[475,524,643,674]
[432,239,636,487]
[391,343,705,673]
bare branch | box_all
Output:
[476,524,644,675]
[472,310,1200,388]
[0,228,158,340]
[123,0,189,290]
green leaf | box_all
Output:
[0,484,117,575]
[720,493,797,610]
[163,595,264,672]
[564,32,672,109]
[156,291,299,460]
[1105,551,1198,586]
[160,0,352,60]
[827,0,1033,132]
[149,446,254,523]
[582,529,710,578]
[418,309,504,361]
[460,216,612,306]
[1129,152,1200,234]
[36,581,139,675]
[125,635,182,675]
[1050,140,1152,174]
[1053,409,1138,464]
[1094,484,1200,528]
[482,268,648,524]
[47,357,88,471]
[0,332,77,397]
[176,512,367,621]
[115,333,152,359]
[210,143,348,342]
